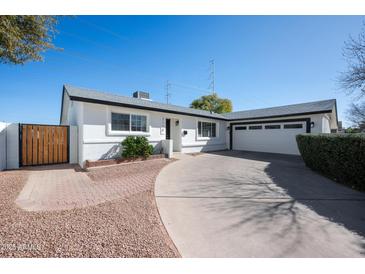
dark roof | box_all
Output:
[63,85,227,120]
[62,85,336,122]
[222,99,336,121]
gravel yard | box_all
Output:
[0,160,179,257]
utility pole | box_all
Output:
[209,59,215,94]
[165,80,171,104]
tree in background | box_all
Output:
[0,16,59,65]
[190,93,232,113]
[347,102,365,131]
[340,23,365,129]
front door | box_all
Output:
[166,119,171,140]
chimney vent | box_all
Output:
[133,91,150,100]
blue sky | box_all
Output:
[0,16,363,126]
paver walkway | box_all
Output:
[16,159,171,211]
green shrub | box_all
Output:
[296,133,365,191]
[121,136,154,159]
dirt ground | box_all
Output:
[0,160,179,258]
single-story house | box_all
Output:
[60,85,338,167]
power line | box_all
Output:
[170,82,211,95]
[165,80,171,104]
[209,59,215,94]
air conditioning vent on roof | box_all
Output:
[133,91,150,100]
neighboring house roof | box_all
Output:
[222,99,337,121]
[61,84,337,123]
[63,85,227,120]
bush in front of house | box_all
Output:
[121,136,154,159]
[296,133,365,191]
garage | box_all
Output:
[231,118,310,155]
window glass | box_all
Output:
[249,125,262,130]
[111,113,130,131]
[111,113,147,132]
[131,114,147,132]
[283,124,303,129]
[198,121,216,137]
[265,125,281,129]
[202,122,210,137]
[235,126,247,130]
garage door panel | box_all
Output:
[232,122,306,155]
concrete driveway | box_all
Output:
[155,150,365,257]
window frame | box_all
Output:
[196,119,219,140]
[264,124,281,130]
[111,112,130,131]
[131,114,147,132]
[108,108,150,136]
[248,125,263,130]
[283,123,304,129]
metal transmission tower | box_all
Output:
[209,59,215,94]
[165,80,172,104]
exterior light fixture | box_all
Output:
[310,122,315,128]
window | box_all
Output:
[131,114,147,132]
[112,113,130,131]
[198,121,216,137]
[284,124,303,129]
[249,125,262,130]
[111,112,147,132]
[265,125,281,129]
[235,126,247,130]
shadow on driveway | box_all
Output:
[208,150,365,238]
[156,150,365,257]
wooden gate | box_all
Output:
[19,124,69,166]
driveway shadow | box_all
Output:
[207,150,365,238]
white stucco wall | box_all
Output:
[0,122,6,171]
[69,126,78,164]
[60,97,82,166]
[65,99,339,164]
[0,123,19,170]
[161,139,173,158]
[322,115,331,133]
[73,102,227,164]
[6,123,19,169]
[180,116,227,153]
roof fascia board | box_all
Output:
[227,110,333,122]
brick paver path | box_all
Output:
[16,159,171,211]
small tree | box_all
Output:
[190,93,232,113]
[0,16,59,65]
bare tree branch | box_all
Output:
[340,23,365,98]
